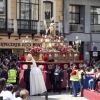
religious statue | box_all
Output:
[44,17,56,38]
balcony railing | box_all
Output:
[0,19,14,33]
[17,19,38,33]
[69,24,84,33]
[91,25,100,33]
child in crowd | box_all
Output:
[20,89,29,100]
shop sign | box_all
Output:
[0,43,21,47]
[93,52,98,57]
[0,42,36,47]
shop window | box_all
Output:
[17,0,39,20]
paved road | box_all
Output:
[28,92,89,100]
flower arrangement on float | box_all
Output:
[30,46,42,55]
[29,44,76,62]
[58,45,74,53]
[30,45,74,55]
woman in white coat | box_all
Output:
[27,54,47,96]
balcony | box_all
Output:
[17,19,38,34]
[0,19,14,33]
[69,24,84,33]
[91,25,100,33]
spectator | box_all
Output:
[12,91,22,100]
[0,83,13,100]
[0,66,8,80]
[86,67,94,75]
[12,85,19,99]
[0,78,6,93]
[20,89,29,100]
[88,68,100,91]
[66,64,73,93]
[78,66,86,96]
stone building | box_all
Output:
[63,0,100,60]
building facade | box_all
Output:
[0,0,100,60]
[0,0,63,55]
[63,0,100,60]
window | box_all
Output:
[0,0,7,28]
[91,7,100,24]
[43,1,53,20]
[69,5,80,24]
[17,0,39,20]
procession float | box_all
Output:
[19,18,83,88]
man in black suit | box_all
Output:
[0,66,8,80]
[49,65,55,92]
[24,65,31,93]
[54,64,64,94]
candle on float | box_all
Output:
[41,39,43,42]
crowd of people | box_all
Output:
[0,53,100,99]
[66,60,100,97]
[0,78,29,100]
[0,54,29,100]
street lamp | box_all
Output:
[22,35,32,51]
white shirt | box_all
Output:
[79,70,85,79]
[86,69,94,75]
[12,97,22,100]
[0,90,5,99]
[0,90,13,100]
[12,92,16,99]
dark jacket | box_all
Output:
[49,67,55,82]
[54,68,64,82]
[0,70,8,80]
[24,68,30,83]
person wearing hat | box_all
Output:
[53,64,64,94]
[70,66,79,97]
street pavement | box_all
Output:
[28,92,89,100]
